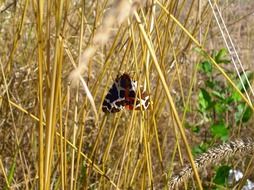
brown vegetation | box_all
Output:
[1,0,254,189]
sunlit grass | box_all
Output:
[1,0,254,189]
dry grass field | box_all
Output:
[1,0,254,189]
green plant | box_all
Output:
[168,139,254,189]
[189,48,253,188]
[212,165,231,190]
[194,48,253,144]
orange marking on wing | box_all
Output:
[125,104,134,110]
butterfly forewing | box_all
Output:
[125,90,150,111]
[102,74,131,113]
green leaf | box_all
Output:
[200,61,212,74]
[185,122,201,134]
[213,165,231,185]
[4,162,16,190]
[198,88,212,111]
[191,125,200,133]
[231,90,242,102]
[210,123,229,141]
[214,102,227,115]
[235,103,245,123]
[225,95,234,104]
[215,48,230,64]
[236,70,254,92]
[192,142,209,156]
[205,80,215,89]
[211,90,225,100]
[235,103,253,123]
[242,106,253,123]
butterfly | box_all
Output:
[102,73,150,113]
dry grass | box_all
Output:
[169,138,254,189]
[1,0,254,189]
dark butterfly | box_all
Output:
[102,73,150,113]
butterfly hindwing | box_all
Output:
[125,89,150,111]
[134,92,150,110]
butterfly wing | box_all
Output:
[102,80,125,113]
[102,73,150,113]
[102,74,132,113]
[125,90,150,111]
[133,92,150,110]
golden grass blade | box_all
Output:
[58,82,65,190]
[1,57,28,190]
[79,76,98,121]
[33,0,45,188]
[0,158,10,188]
[4,0,29,73]
[44,36,64,190]
[133,11,203,190]
[8,99,120,189]
[155,0,254,111]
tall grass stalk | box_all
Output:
[156,1,254,111]
[33,0,45,188]
[134,10,203,190]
